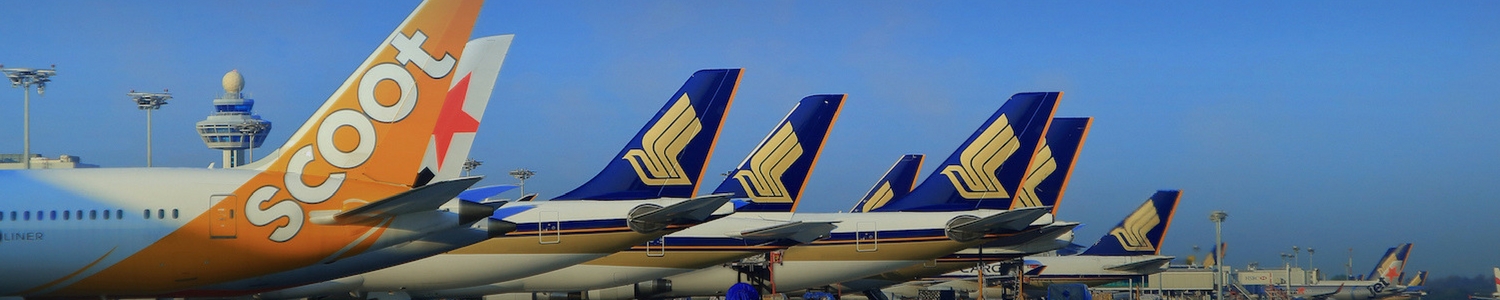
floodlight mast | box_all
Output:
[2,64,58,169]
[129,90,172,167]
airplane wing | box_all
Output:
[629,193,733,226]
[1104,256,1175,272]
[949,206,1051,237]
[458,184,517,202]
[1301,284,1345,300]
[728,220,840,244]
[309,176,482,225]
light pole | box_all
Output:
[509,168,535,196]
[129,90,172,167]
[3,65,57,169]
[1307,248,1316,281]
[462,158,483,177]
[1210,210,1228,300]
[234,121,269,164]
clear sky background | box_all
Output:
[3,1,1498,278]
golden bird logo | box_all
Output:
[1109,199,1161,252]
[623,94,700,185]
[734,123,803,203]
[941,115,1020,199]
[1013,138,1056,208]
[860,182,896,212]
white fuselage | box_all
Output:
[261,198,729,299]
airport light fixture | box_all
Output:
[234,121,269,164]
[1209,210,1228,300]
[129,90,172,167]
[3,65,58,169]
[462,158,482,177]
[509,168,535,196]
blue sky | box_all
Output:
[3,1,1498,278]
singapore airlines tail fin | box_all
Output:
[1367,243,1413,282]
[872,92,1060,212]
[1203,243,1226,268]
[711,94,846,212]
[1011,117,1091,212]
[553,69,742,200]
[849,154,924,213]
[242,0,483,190]
[1080,190,1182,256]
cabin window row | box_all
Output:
[0,209,127,221]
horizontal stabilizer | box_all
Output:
[953,206,1051,234]
[459,185,518,202]
[1104,256,1174,272]
[729,220,840,244]
[631,194,733,226]
[310,177,482,225]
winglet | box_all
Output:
[850,154,924,213]
[873,92,1060,212]
[1081,190,1182,256]
[554,69,742,200]
[711,94,846,212]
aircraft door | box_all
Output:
[539,211,561,244]
[856,221,878,252]
[209,194,237,239]
[646,237,666,257]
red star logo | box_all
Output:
[432,73,479,168]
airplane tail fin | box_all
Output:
[1202,243,1227,268]
[424,34,513,182]
[850,154,924,213]
[234,0,482,201]
[1368,243,1413,282]
[1492,267,1498,294]
[1407,271,1427,286]
[872,92,1061,212]
[1012,117,1091,212]
[1080,190,1182,256]
[553,69,742,200]
[711,94,846,212]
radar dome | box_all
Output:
[222,70,245,93]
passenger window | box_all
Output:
[158,209,165,219]
[25,211,31,220]
[51,210,57,220]
[144,209,151,219]
[0,210,4,221]
[172,209,179,219]
[63,210,70,220]
[117,210,123,220]
[91,210,98,220]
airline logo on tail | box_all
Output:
[623,95,701,185]
[941,115,1020,199]
[734,123,804,203]
[244,9,473,243]
[1108,199,1162,252]
[859,182,897,213]
[1013,137,1055,208]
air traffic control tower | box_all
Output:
[196,70,271,168]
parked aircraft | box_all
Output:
[0,0,493,297]
[258,69,745,299]
[1290,243,1413,300]
[652,92,1063,298]
[833,117,1095,297]
[417,94,848,300]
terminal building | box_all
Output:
[0,153,99,169]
